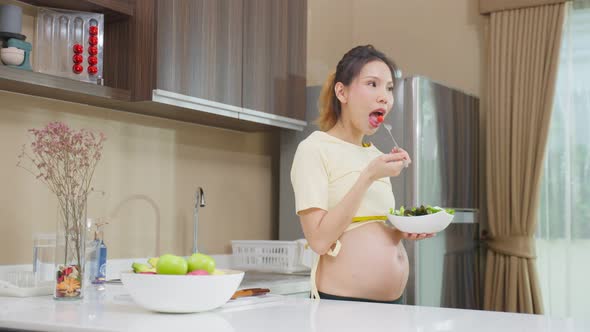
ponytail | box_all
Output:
[316,72,339,131]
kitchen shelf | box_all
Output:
[18,0,133,21]
[0,65,130,101]
[0,66,277,132]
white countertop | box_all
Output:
[0,285,586,332]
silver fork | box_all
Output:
[383,123,409,168]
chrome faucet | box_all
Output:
[193,187,206,254]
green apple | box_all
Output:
[156,254,188,275]
[186,253,216,274]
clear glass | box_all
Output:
[33,233,56,285]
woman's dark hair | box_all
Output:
[316,45,399,131]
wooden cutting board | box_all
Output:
[231,288,270,299]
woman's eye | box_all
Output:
[388,86,394,92]
[368,81,376,87]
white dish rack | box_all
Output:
[0,271,53,297]
[231,240,313,274]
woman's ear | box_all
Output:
[334,82,347,104]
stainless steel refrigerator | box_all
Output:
[373,76,482,309]
[279,76,483,310]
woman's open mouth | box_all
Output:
[369,109,385,128]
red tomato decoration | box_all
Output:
[72,54,83,64]
[88,36,98,46]
[88,46,98,55]
[72,64,83,74]
[89,25,98,36]
[73,44,83,54]
[88,65,98,75]
[88,56,98,65]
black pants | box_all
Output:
[317,291,403,304]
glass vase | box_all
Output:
[53,196,87,300]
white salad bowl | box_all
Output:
[121,269,244,313]
[387,211,454,234]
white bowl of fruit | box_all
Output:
[387,205,455,234]
[121,253,244,313]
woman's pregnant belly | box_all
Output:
[316,222,409,301]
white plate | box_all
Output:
[387,211,454,234]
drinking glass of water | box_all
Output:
[32,233,56,284]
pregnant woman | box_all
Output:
[291,45,434,303]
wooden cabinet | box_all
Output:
[156,0,243,107]
[155,0,307,121]
[103,0,158,101]
[0,0,307,130]
[242,0,306,120]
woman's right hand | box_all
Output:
[364,151,410,181]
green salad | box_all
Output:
[389,205,455,217]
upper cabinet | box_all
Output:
[154,0,307,128]
[156,0,243,107]
[242,0,306,121]
[0,0,307,131]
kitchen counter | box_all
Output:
[0,285,586,332]
[1,257,311,297]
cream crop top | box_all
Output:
[291,131,395,217]
[290,131,396,299]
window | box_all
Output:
[536,1,590,319]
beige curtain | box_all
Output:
[483,3,566,314]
